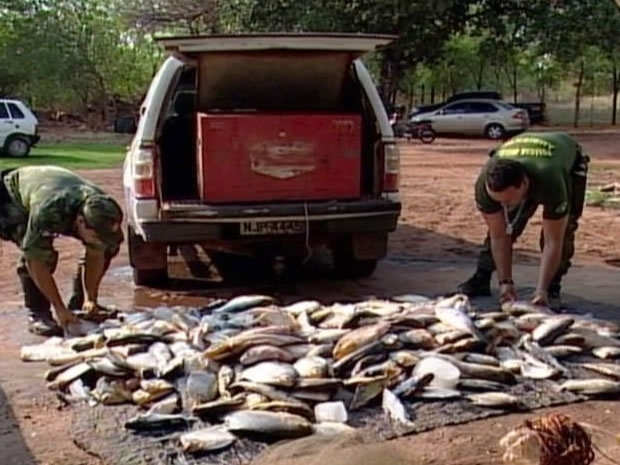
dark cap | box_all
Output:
[81,195,123,249]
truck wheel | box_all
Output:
[485,123,505,140]
[127,225,169,287]
[332,248,378,279]
[133,268,169,287]
[4,135,31,157]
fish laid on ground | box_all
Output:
[466,392,520,408]
[19,292,620,451]
[224,410,314,438]
[592,346,620,359]
[580,363,620,379]
[179,425,237,454]
[531,317,574,346]
[382,388,414,426]
[434,306,487,342]
[559,379,620,395]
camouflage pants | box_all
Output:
[15,246,119,316]
[473,155,589,289]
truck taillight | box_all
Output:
[382,142,400,193]
[133,147,156,199]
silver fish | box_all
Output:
[544,345,584,358]
[382,388,414,426]
[418,386,462,400]
[392,373,434,398]
[592,346,620,360]
[186,371,219,404]
[520,362,560,380]
[239,345,295,365]
[559,379,620,395]
[293,357,330,379]
[434,306,487,342]
[581,363,620,379]
[282,300,322,316]
[466,392,520,408]
[180,425,236,454]
[146,393,181,415]
[240,362,298,387]
[531,317,574,346]
[46,362,93,391]
[124,413,197,431]
[460,353,500,367]
[520,336,570,376]
[224,410,313,438]
[212,295,275,314]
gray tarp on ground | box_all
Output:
[70,376,589,465]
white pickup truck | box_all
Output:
[122,33,402,287]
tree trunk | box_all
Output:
[378,57,392,105]
[420,84,426,105]
[612,62,619,126]
[573,59,585,128]
[503,59,518,104]
[430,85,436,104]
[476,59,485,90]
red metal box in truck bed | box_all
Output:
[196,113,362,203]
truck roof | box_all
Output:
[155,32,397,54]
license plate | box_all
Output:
[240,220,306,236]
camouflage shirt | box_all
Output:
[1,165,123,264]
[475,132,581,220]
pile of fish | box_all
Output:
[20,294,620,456]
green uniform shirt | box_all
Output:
[475,132,580,220]
[2,165,122,264]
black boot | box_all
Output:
[457,271,492,297]
[18,269,62,337]
[67,259,85,311]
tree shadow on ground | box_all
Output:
[123,222,620,321]
[0,384,37,465]
[141,223,518,290]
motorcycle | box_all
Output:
[407,119,436,144]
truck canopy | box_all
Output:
[155,33,396,112]
[155,33,397,55]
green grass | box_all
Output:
[545,98,615,127]
[586,189,620,209]
[0,142,126,170]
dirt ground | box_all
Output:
[1,127,619,465]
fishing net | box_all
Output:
[500,413,595,465]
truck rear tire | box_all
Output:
[332,248,378,279]
[127,225,169,287]
[133,268,169,287]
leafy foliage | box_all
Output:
[2,0,620,126]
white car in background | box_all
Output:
[0,99,40,157]
[409,98,530,140]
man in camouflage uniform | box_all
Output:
[0,165,124,336]
[457,131,589,308]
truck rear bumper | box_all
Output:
[139,199,401,243]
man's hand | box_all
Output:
[82,300,109,315]
[531,289,549,306]
[52,304,78,328]
[499,282,517,303]
[83,300,98,313]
